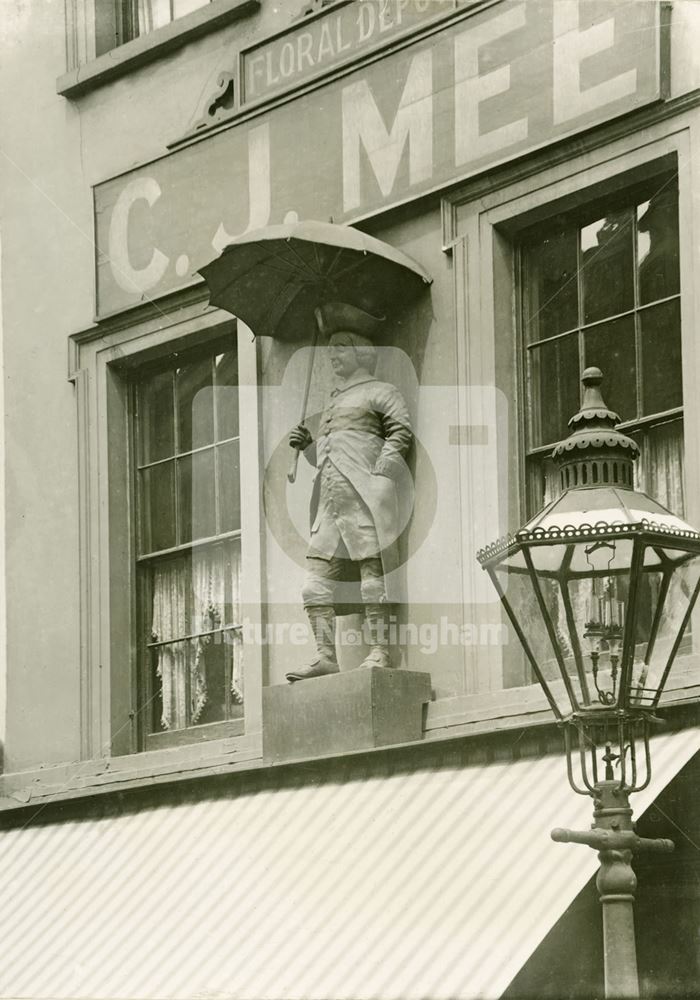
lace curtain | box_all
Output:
[151,544,243,731]
[634,420,685,515]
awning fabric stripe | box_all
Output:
[0,729,697,1000]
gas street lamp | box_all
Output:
[477,367,700,999]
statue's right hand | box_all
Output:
[289,424,313,451]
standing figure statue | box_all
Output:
[286,301,413,682]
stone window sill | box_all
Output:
[57,0,259,99]
[1,666,698,818]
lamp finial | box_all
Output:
[552,368,639,492]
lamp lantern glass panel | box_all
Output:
[479,367,700,726]
[488,527,700,721]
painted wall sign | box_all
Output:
[94,0,663,318]
[241,0,456,104]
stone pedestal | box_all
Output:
[262,668,432,764]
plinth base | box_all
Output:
[262,667,432,764]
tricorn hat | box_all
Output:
[319,301,385,338]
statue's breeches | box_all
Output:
[302,553,386,607]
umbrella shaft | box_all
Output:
[289,318,321,484]
[298,323,320,423]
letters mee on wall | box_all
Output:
[94,0,663,317]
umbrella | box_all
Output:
[198,220,431,480]
[198,219,431,340]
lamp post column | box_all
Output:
[595,782,642,1000]
[553,780,674,999]
[597,845,638,998]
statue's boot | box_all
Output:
[360,604,394,669]
[286,605,340,682]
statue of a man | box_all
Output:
[286,301,413,682]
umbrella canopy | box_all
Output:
[198,220,431,341]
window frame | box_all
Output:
[69,297,264,763]
[439,119,700,704]
[130,337,246,750]
[59,0,259,98]
[103,0,213,56]
[515,172,684,518]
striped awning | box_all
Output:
[0,728,697,1000]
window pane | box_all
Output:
[631,420,685,515]
[146,542,244,733]
[173,0,210,18]
[148,648,164,733]
[646,419,685,514]
[191,636,244,727]
[223,538,242,626]
[215,351,239,441]
[95,1,120,56]
[641,299,682,416]
[522,226,578,343]
[637,183,680,305]
[140,462,176,554]
[584,315,636,422]
[177,358,214,453]
[527,334,580,448]
[179,450,216,543]
[192,641,227,726]
[138,371,174,464]
[218,441,241,533]
[137,0,171,34]
[581,210,634,323]
[526,455,559,517]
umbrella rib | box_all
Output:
[323,246,346,280]
[312,240,323,276]
[266,271,310,336]
[211,249,280,299]
[262,259,319,281]
[325,257,371,284]
[278,241,325,283]
[216,245,315,294]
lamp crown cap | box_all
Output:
[552,368,639,488]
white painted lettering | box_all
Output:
[317,21,335,61]
[279,40,295,78]
[454,4,528,166]
[396,0,410,27]
[553,0,636,124]
[379,0,393,33]
[265,49,280,86]
[109,178,169,295]
[357,1,375,43]
[247,53,266,96]
[213,123,271,251]
[297,31,315,70]
[336,12,351,53]
[342,49,433,211]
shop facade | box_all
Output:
[0,1,699,996]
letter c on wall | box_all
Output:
[108,177,169,295]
